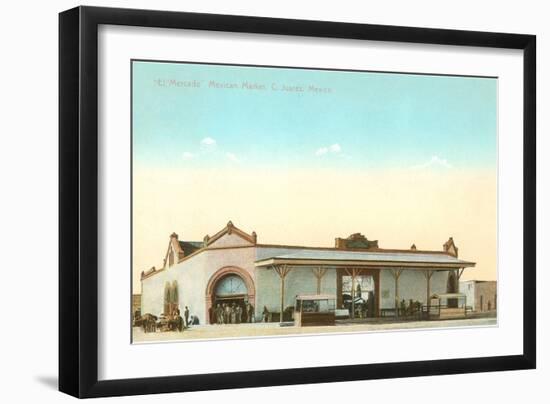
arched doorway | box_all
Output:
[205,266,255,324]
[447,271,458,293]
[446,271,458,308]
[214,275,247,322]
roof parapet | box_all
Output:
[335,233,379,249]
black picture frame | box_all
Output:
[59,5,536,398]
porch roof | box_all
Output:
[296,294,337,301]
[254,249,475,269]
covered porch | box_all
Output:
[254,249,475,323]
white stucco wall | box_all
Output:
[141,244,257,324]
[173,251,209,323]
[141,268,173,317]
[207,233,253,248]
[460,280,476,310]
[254,266,337,319]
[379,269,449,309]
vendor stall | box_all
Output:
[427,293,468,319]
[294,294,336,326]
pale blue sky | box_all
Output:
[132,60,497,170]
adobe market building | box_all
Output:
[140,221,475,324]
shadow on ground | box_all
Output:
[36,375,58,390]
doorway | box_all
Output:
[205,266,257,324]
[213,295,247,324]
[337,269,380,318]
[211,274,248,324]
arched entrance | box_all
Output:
[447,271,458,308]
[205,266,255,324]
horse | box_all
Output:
[140,313,158,333]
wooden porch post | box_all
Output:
[345,268,360,319]
[312,267,328,294]
[273,264,291,323]
[456,267,464,291]
[390,268,403,317]
[423,269,434,311]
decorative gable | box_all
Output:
[204,221,257,248]
[443,237,458,257]
[163,232,203,268]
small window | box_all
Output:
[163,280,179,316]
[168,249,174,266]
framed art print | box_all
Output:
[59,6,536,398]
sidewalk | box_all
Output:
[133,317,497,343]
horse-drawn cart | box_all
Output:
[135,313,184,333]
[156,314,184,332]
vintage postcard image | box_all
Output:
[131,60,497,343]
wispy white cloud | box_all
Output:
[200,137,217,147]
[316,143,342,156]
[184,137,240,163]
[226,152,240,163]
[315,147,329,156]
[411,155,452,169]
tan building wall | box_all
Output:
[132,294,141,315]
[475,281,497,312]
[460,280,497,312]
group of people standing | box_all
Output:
[214,302,255,324]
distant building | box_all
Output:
[460,280,497,312]
[140,221,476,324]
[132,294,141,316]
